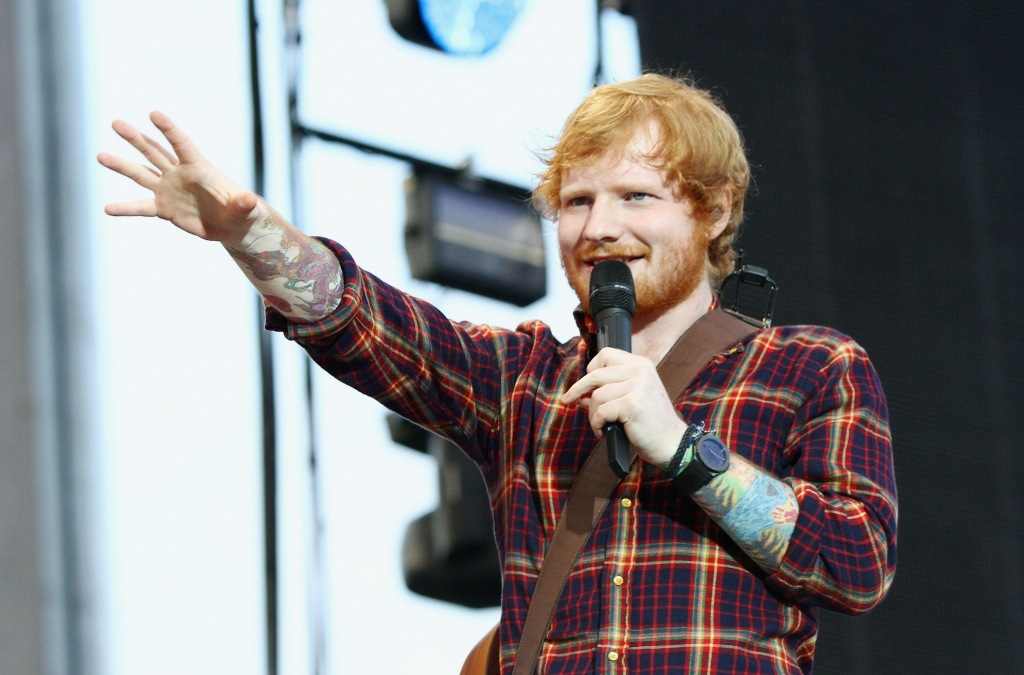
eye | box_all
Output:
[566,195,589,207]
[627,192,650,201]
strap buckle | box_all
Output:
[719,250,777,329]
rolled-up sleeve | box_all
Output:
[762,337,897,615]
[264,237,365,345]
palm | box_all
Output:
[98,111,257,244]
[152,157,250,240]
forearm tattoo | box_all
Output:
[690,454,799,572]
[227,214,343,323]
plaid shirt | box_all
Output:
[268,239,897,675]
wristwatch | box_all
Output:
[672,430,731,495]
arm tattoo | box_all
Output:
[690,454,799,572]
[227,214,343,323]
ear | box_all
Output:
[708,188,733,239]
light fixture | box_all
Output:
[383,0,527,56]
[404,167,546,307]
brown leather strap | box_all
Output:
[509,308,757,675]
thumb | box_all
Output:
[232,191,259,218]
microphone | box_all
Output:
[589,260,636,478]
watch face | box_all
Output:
[696,435,730,472]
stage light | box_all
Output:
[404,167,546,307]
[383,0,527,56]
[386,414,501,608]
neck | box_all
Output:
[631,279,715,363]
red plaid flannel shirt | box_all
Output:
[267,239,897,675]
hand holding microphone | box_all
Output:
[562,260,689,475]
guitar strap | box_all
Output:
[462,308,758,675]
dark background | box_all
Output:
[628,1,1024,672]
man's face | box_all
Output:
[557,131,712,319]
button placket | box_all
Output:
[597,478,639,673]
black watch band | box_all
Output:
[662,423,701,478]
[671,431,730,495]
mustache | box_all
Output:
[572,244,651,263]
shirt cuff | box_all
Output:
[263,237,364,345]
[761,478,826,602]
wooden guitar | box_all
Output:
[460,624,499,675]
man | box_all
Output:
[99,74,896,674]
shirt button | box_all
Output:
[620,497,632,508]
[613,575,624,586]
[608,651,619,661]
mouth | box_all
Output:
[582,255,644,270]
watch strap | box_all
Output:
[662,423,701,479]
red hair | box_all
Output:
[534,74,750,286]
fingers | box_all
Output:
[141,133,178,165]
[585,380,634,415]
[572,375,659,431]
[581,380,688,462]
[104,198,158,217]
[150,110,202,164]
[584,348,656,375]
[111,119,176,172]
[97,152,161,191]
[584,348,628,371]
[582,387,637,435]
[563,363,639,403]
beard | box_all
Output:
[562,229,710,320]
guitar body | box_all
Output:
[461,624,500,675]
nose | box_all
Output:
[581,195,624,243]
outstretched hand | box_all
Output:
[562,348,688,467]
[97,111,259,245]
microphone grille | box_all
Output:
[589,260,636,316]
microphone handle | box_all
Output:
[595,307,632,354]
[604,423,631,478]
[595,307,633,478]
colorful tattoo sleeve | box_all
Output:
[690,454,799,572]
[226,209,343,323]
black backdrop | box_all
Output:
[626,2,1024,673]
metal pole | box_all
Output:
[244,1,278,674]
